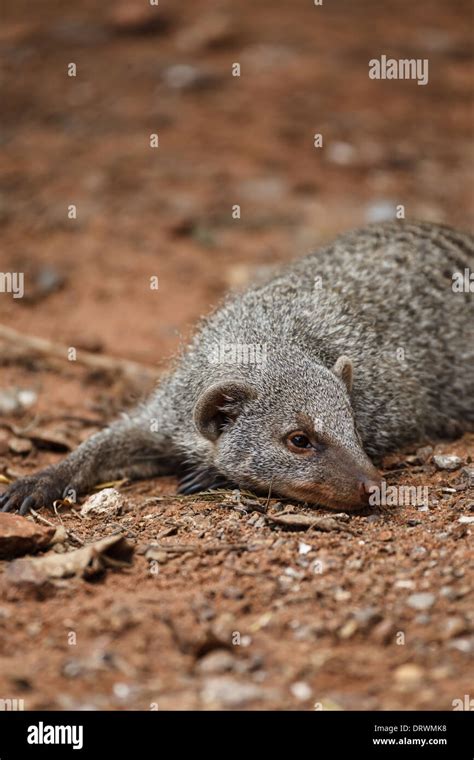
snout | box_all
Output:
[327,465,383,510]
[358,472,383,504]
[284,458,383,511]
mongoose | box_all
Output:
[1,221,473,514]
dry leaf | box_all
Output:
[265,512,352,532]
[0,513,55,559]
[5,533,134,586]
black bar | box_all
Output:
[0,710,471,757]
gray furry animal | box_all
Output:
[1,221,473,514]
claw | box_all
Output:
[1,497,16,513]
[0,472,60,514]
[178,473,206,494]
[177,468,234,495]
[177,468,209,493]
[19,496,36,516]
[179,481,207,495]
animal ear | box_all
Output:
[332,355,353,393]
[194,381,257,441]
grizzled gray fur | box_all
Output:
[1,221,473,513]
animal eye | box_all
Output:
[287,432,312,451]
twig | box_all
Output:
[29,508,56,528]
[53,501,65,525]
[264,477,274,511]
[0,324,158,380]
[30,508,84,545]
[149,541,258,555]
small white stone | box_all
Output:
[113,682,131,699]
[394,579,415,589]
[433,455,463,471]
[366,200,397,223]
[326,141,356,166]
[407,592,436,610]
[80,488,126,516]
[290,681,312,701]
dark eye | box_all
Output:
[287,432,313,452]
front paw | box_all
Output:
[0,470,65,515]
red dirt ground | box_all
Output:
[0,0,472,710]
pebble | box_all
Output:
[338,619,358,639]
[0,388,37,416]
[197,650,236,674]
[440,586,456,600]
[366,513,382,523]
[241,43,296,72]
[365,200,397,223]
[290,681,312,701]
[223,586,244,600]
[238,177,288,203]
[18,390,38,407]
[441,617,467,640]
[145,547,168,564]
[415,614,431,625]
[394,664,425,687]
[201,677,265,708]
[25,621,41,638]
[298,541,312,555]
[113,682,132,700]
[162,64,214,91]
[26,265,65,303]
[326,141,356,166]
[175,13,234,52]
[80,488,127,517]
[371,619,396,645]
[353,607,381,629]
[460,466,474,484]
[415,445,433,463]
[62,659,84,678]
[334,589,351,602]
[407,592,436,610]
[8,437,33,455]
[458,515,474,524]
[430,665,453,680]
[410,546,428,560]
[346,558,364,570]
[284,567,303,579]
[433,455,463,471]
[108,3,169,35]
[296,557,309,569]
[448,638,473,654]
[394,579,415,589]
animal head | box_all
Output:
[193,354,381,510]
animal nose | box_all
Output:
[358,475,382,502]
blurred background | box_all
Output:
[1,0,473,366]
